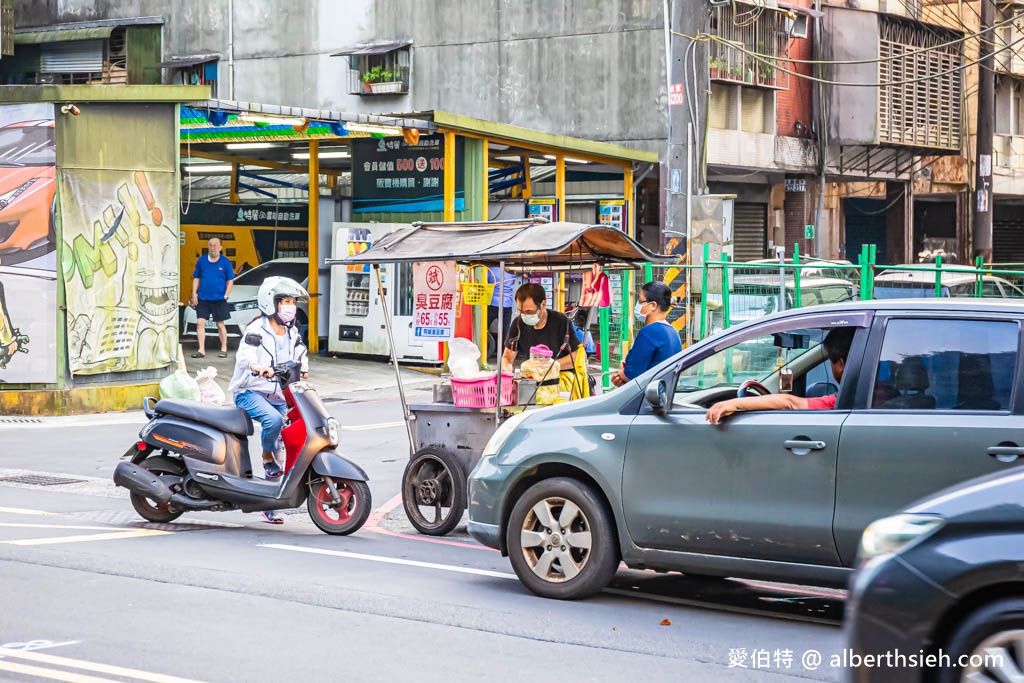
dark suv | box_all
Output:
[468,300,1024,599]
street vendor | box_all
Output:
[502,283,589,399]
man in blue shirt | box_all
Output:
[190,237,235,358]
[487,267,516,359]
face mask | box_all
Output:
[634,302,650,322]
[277,304,297,323]
[520,312,540,327]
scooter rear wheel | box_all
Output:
[130,455,185,524]
[307,478,371,535]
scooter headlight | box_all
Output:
[326,418,340,446]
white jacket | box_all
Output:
[228,317,309,401]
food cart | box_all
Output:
[326,218,672,535]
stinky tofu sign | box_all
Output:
[412,261,457,340]
[352,133,465,213]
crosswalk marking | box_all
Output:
[0,647,207,683]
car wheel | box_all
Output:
[505,477,618,600]
[939,597,1024,683]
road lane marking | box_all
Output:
[0,506,57,516]
[261,543,517,579]
[0,659,121,683]
[1,640,79,654]
[341,420,405,431]
[363,493,496,552]
[0,523,133,530]
[0,647,208,682]
[2,529,172,546]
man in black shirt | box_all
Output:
[501,283,580,374]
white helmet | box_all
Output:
[257,276,309,317]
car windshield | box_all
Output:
[676,327,827,396]
[874,285,947,299]
[0,125,55,167]
[233,261,308,287]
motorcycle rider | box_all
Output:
[227,276,309,525]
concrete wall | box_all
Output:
[16,0,668,152]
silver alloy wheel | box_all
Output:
[961,629,1024,682]
[519,496,593,582]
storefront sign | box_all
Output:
[413,260,456,340]
[180,202,308,228]
[352,134,465,213]
[786,179,806,193]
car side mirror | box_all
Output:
[645,379,669,413]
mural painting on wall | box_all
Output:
[59,170,178,375]
[0,103,58,384]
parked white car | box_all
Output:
[182,258,310,341]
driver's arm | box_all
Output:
[705,394,809,424]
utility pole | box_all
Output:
[664,0,687,254]
[974,0,995,262]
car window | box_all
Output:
[817,285,855,304]
[873,285,942,299]
[980,281,1002,297]
[676,326,826,398]
[0,124,54,166]
[871,319,1019,411]
[233,261,308,287]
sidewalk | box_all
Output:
[181,339,437,402]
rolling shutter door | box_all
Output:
[733,202,767,262]
[993,205,1024,262]
[40,40,103,73]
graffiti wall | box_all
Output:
[0,103,58,384]
[59,170,178,374]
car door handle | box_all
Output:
[988,445,1024,462]
[784,440,826,453]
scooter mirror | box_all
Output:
[244,333,262,347]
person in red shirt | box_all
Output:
[705,327,855,424]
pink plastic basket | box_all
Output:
[451,373,516,408]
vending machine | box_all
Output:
[328,223,442,363]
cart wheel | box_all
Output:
[402,447,467,536]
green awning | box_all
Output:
[15,26,115,45]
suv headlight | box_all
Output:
[232,300,260,312]
[326,418,340,446]
[859,513,943,562]
[482,411,531,458]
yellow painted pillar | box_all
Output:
[482,138,489,220]
[229,163,240,203]
[444,131,456,222]
[556,154,565,222]
[522,156,532,199]
[624,165,634,238]
[307,140,319,354]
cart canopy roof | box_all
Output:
[325,219,676,270]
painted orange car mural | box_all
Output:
[0,120,56,266]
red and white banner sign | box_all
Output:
[669,83,685,107]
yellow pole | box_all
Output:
[556,154,566,222]
[229,163,239,203]
[444,131,456,221]
[307,140,319,354]
[522,156,532,199]
[480,140,489,359]
[624,165,634,238]
[482,138,489,220]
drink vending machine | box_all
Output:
[328,223,442,363]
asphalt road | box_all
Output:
[0,391,848,683]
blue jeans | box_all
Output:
[235,391,286,454]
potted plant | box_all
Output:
[758,63,776,86]
[709,56,726,80]
[362,66,402,94]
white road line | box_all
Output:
[341,420,406,431]
[0,647,208,683]
[0,413,146,431]
[2,529,172,546]
[261,543,517,580]
[0,659,120,683]
[0,506,56,516]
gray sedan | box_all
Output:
[468,299,1024,599]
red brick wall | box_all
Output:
[777,4,815,139]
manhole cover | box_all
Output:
[0,474,86,486]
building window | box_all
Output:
[347,46,410,96]
[995,76,1024,136]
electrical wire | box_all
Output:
[675,12,1019,66]
[703,30,1024,87]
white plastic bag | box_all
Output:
[195,366,226,406]
[447,337,484,379]
[159,369,201,402]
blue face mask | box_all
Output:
[634,301,651,322]
[521,312,540,327]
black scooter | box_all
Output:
[114,361,372,535]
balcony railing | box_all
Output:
[709,3,790,90]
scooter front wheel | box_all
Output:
[307,478,371,535]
